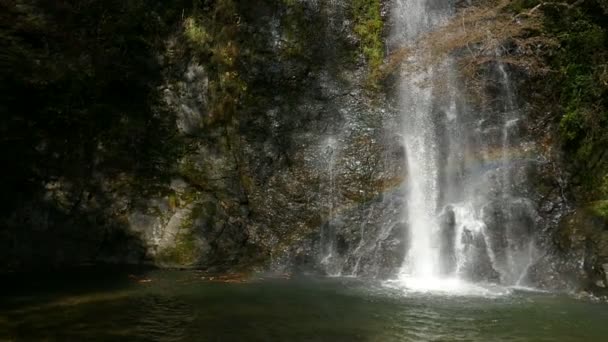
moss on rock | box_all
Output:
[352,0,384,87]
[156,204,203,266]
[589,200,608,220]
[157,231,198,266]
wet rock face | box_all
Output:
[480,198,537,282]
[266,93,406,278]
[530,208,608,292]
[1,0,406,275]
[460,230,501,283]
[164,63,209,135]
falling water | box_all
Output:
[392,0,454,286]
[389,0,537,291]
[498,60,518,193]
[320,137,341,276]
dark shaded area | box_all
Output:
[0,265,151,301]
[0,0,186,208]
[0,0,190,270]
[0,0,385,274]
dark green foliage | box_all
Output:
[507,0,542,12]
[539,0,608,199]
[500,0,608,203]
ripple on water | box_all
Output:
[133,295,193,341]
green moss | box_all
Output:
[157,232,198,266]
[178,158,208,189]
[601,174,608,196]
[177,0,244,127]
[179,188,201,205]
[507,0,541,13]
[157,204,203,266]
[280,9,305,58]
[168,192,178,210]
[352,0,384,88]
[589,200,608,219]
[559,107,585,143]
[183,17,210,51]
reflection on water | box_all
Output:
[1,269,607,341]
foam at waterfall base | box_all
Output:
[383,275,513,297]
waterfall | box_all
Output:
[399,66,440,279]
[392,0,454,286]
[390,0,537,290]
[320,137,342,276]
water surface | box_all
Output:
[1,269,607,341]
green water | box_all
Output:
[1,268,607,341]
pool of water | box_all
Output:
[2,268,607,341]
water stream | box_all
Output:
[320,137,341,276]
[391,0,537,291]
